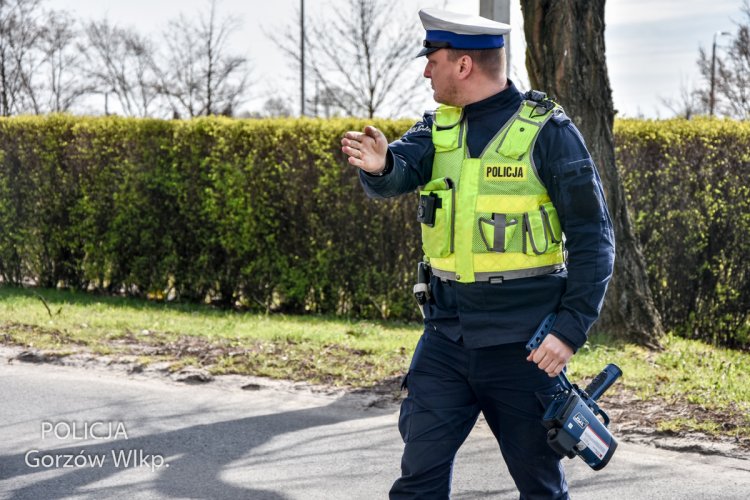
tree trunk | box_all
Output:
[520,0,664,347]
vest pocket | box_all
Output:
[523,204,564,255]
[433,126,460,153]
[418,177,455,258]
[523,211,548,255]
[477,213,518,252]
[541,202,563,243]
[432,106,463,153]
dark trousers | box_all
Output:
[390,330,569,500]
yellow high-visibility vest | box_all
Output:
[419,99,565,283]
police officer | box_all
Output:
[341,8,615,500]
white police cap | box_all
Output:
[417,8,511,57]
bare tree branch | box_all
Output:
[269,0,424,118]
[80,19,161,117]
[38,11,92,113]
[658,77,705,119]
[695,1,750,119]
[0,0,44,115]
[156,0,251,117]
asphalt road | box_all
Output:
[1,359,749,500]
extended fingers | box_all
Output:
[341,137,361,148]
[341,136,362,162]
[342,132,368,159]
[347,155,364,168]
[344,131,366,142]
[340,128,386,173]
[342,144,361,158]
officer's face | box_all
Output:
[423,50,460,105]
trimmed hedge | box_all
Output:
[0,115,747,347]
[0,115,420,319]
[616,118,750,348]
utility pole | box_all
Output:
[480,0,511,79]
[710,30,730,117]
[300,0,306,116]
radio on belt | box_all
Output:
[526,313,623,471]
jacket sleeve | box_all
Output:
[533,115,616,350]
[358,113,435,199]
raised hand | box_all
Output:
[341,126,389,175]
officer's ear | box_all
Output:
[456,55,473,80]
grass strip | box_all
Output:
[1,286,748,444]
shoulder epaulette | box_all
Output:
[550,108,571,127]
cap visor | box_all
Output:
[416,46,439,58]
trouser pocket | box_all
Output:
[398,384,414,442]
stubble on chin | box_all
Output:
[434,85,460,107]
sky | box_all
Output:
[46,0,745,119]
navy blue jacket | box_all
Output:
[359,82,615,350]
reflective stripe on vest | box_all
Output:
[420,100,565,283]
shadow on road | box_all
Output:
[0,393,382,500]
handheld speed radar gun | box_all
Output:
[526,313,622,471]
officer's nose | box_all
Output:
[423,65,431,79]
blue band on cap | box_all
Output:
[425,30,505,49]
